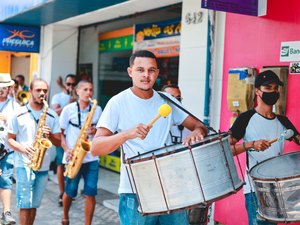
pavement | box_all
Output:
[0,167,121,225]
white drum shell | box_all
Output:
[126,135,243,214]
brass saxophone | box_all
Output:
[29,99,53,171]
[64,98,97,179]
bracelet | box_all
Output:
[242,142,247,151]
[252,141,255,149]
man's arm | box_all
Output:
[51,103,63,116]
[181,116,208,145]
[91,124,150,156]
[7,132,35,157]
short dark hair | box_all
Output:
[30,78,48,90]
[129,50,157,67]
[65,74,77,82]
[16,74,25,81]
[161,84,180,92]
[76,80,93,89]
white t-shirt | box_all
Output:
[96,88,188,194]
[8,104,61,171]
[230,110,286,194]
[60,101,102,164]
[51,92,71,109]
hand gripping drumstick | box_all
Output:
[147,104,172,128]
[269,129,294,144]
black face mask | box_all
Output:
[260,91,280,105]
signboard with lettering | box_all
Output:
[201,0,267,17]
[280,41,300,62]
[0,24,40,53]
[134,18,181,58]
[99,35,133,53]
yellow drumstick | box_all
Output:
[147,104,172,128]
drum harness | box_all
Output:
[124,92,244,219]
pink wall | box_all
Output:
[216,0,300,224]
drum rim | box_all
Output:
[125,132,229,164]
[249,151,300,181]
[257,209,300,223]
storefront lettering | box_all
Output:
[2,38,34,48]
[143,25,161,38]
[185,11,204,24]
[163,23,181,35]
[290,48,300,55]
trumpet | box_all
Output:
[17,90,30,105]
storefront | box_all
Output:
[0,24,40,88]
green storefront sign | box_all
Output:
[99,35,133,53]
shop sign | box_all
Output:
[99,35,133,53]
[290,62,300,74]
[0,24,40,53]
[134,18,181,58]
[201,0,267,17]
[280,41,300,62]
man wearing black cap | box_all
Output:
[229,70,300,225]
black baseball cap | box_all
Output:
[254,70,284,88]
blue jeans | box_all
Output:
[15,167,48,208]
[119,193,189,225]
[55,146,64,165]
[0,153,14,189]
[65,160,99,198]
[245,193,277,225]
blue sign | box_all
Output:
[0,24,40,53]
[134,18,181,41]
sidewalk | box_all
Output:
[1,167,120,225]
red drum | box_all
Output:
[125,133,243,215]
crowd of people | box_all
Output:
[0,50,298,225]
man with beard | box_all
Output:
[7,79,61,225]
[91,50,208,225]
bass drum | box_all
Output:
[250,151,300,223]
[125,133,243,215]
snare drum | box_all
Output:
[125,133,243,215]
[250,151,300,223]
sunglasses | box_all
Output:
[66,83,75,87]
[175,96,183,102]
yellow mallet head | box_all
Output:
[158,104,172,117]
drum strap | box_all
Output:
[157,92,217,133]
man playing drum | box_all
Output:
[229,70,300,225]
[91,50,207,225]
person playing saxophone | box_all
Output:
[59,80,102,225]
[7,78,61,225]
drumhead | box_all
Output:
[250,151,300,181]
[126,132,229,163]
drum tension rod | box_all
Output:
[188,145,207,203]
[152,153,170,213]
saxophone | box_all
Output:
[64,98,97,179]
[29,99,53,171]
